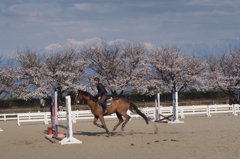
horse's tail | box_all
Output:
[129,103,149,124]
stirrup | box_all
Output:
[103,109,108,115]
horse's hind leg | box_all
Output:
[112,112,124,132]
[99,115,110,136]
[121,114,131,131]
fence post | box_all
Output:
[44,113,48,125]
[232,104,237,116]
[206,105,211,117]
[72,112,76,124]
[17,114,20,126]
[180,108,184,119]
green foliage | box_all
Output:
[0,98,38,108]
[119,89,227,102]
[179,89,227,100]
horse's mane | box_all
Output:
[78,90,96,101]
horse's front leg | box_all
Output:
[93,116,104,129]
[99,115,110,137]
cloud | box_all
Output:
[1,0,240,58]
[7,3,53,17]
[143,42,157,50]
[73,3,117,13]
[44,38,157,52]
[123,1,162,8]
[107,39,130,45]
[187,0,240,7]
[172,10,237,17]
[45,43,62,51]
[73,3,90,11]
[67,37,103,48]
[66,38,147,48]
[0,49,16,58]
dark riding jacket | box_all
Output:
[95,83,108,98]
[94,83,108,106]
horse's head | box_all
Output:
[75,90,96,104]
[75,90,84,104]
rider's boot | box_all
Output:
[101,103,108,115]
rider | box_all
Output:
[93,77,108,115]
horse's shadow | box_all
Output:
[74,131,129,136]
[74,130,155,137]
[74,131,109,136]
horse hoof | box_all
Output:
[106,133,113,137]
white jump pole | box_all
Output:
[59,96,82,145]
[154,93,161,121]
[169,91,184,124]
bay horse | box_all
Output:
[76,90,149,136]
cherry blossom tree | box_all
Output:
[44,49,89,102]
[0,58,15,97]
[14,49,46,99]
[147,46,206,122]
[147,46,206,93]
[81,43,147,95]
[14,49,89,100]
[206,50,240,104]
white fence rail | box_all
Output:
[180,104,239,118]
[0,113,18,121]
[14,111,115,126]
[0,104,240,125]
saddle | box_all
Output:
[98,96,113,106]
[106,97,113,106]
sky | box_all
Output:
[0,0,240,58]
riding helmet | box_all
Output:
[94,77,100,82]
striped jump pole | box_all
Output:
[45,88,65,142]
[45,88,82,144]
